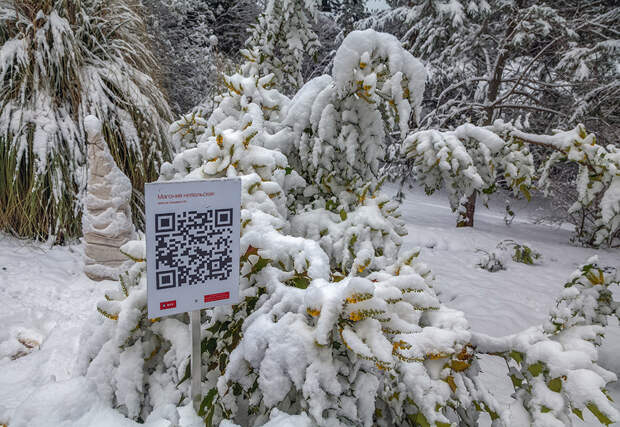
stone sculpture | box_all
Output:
[82,115,136,280]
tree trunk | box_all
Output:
[457,192,477,228]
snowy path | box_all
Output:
[0,188,618,426]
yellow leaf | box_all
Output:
[451,360,470,372]
[445,375,457,392]
[306,308,320,316]
[349,312,362,321]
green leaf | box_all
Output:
[290,275,310,289]
[587,402,613,425]
[285,166,292,175]
[541,406,552,413]
[520,184,531,202]
[205,405,215,427]
[232,382,242,396]
[510,374,523,388]
[198,388,218,417]
[205,322,219,334]
[572,408,584,420]
[509,350,523,364]
[527,362,544,377]
[177,358,191,385]
[219,353,227,374]
[340,209,347,221]
[245,295,259,312]
[488,410,500,421]
[482,183,496,195]
[436,422,450,427]
[247,257,271,277]
[413,412,431,427]
[201,337,217,354]
[548,377,562,393]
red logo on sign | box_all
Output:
[160,300,176,310]
[204,292,230,303]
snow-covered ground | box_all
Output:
[0,187,618,426]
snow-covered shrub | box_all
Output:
[403,123,535,227]
[84,29,619,427]
[475,249,507,273]
[495,121,620,248]
[283,29,425,205]
[546,257,619,335]
[0,0,172,240]
[497,240,542,266]
[246,0,320,94]
[474,257,619,426]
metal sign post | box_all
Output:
[145,178,241,413]
[190,310,201,411]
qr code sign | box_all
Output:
[154,208,233,289]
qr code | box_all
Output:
[154,209,233,290]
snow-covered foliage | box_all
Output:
[245,0,320,94]
[358,0,618,138]
[496,239,542,266]
[474,257,620,426]
[84,29,620,427]
[403,123,534,226]
[0,0,172,240]
[476,239,542,271]
[357,1,618,233]
[476,248,507,273]
[169,47,290,153]
[321,0,367,36]
[545,257,619,335]
[283,29,426,205]
[495,121,620,247]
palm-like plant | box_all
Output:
[0,0,173,241]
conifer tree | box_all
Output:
[245,0,321,94]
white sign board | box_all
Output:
[145,178,240,318]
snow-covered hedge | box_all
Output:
[82,30,620,426]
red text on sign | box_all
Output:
[160,300,176,310]
[204,292,230,303]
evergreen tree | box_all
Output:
[142,0,220,115]
[245,0,321,94]
[0,0,173,240]
[207,0,261,56]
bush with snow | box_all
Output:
[83,30,620,426]
[475,249,507,273]
[496,240,542,266]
